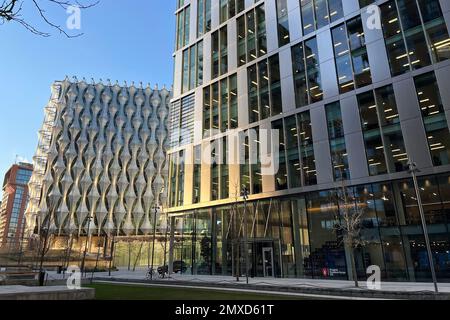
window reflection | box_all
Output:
[414,72,450,166]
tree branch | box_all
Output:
[0,0,99,38]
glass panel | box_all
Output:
[194,210,212,275]
[248,64,259,123]
[358,91,388,176]
[315,0,329,29]
[205,0,211,32]
[212,31,219,79]
[193,145,202,204]
[298,111,317,185]
[220,0,228,23]
[301,0,315,36]
[220,27,228,75]
[273,119,288,190]
[258,60,270,120]
[347,16,372,87]
[276,0,290,46]
[184,6,190,47]
[247,10,257,62]
[306,191,347,279]
[197,0,204,37]
[221,137,229,199]
[189,45,196,90]
[414,72,450,166]
[237,15,246,66]
[292,42,308,108]
[241,132,250,192]
[220,78,229,131]
[305,37,323,103]
[256,5,267,57]
[332,24,355,93]
[269,54,283,116]
[211,142,219,201]
[229,75,238,129]
[212,82,220,131]
[380,1,410,75]
[203,86,211,136]
[418,0,450,63]
[285,116,301,188]
[182,49,189,93]
[326,102,349,180]
[197,41,203,86]
[328,0,343,22]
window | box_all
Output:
[240,127,262,195]
[220,137,229,199]
[332,16,372,93]
[220,0,245,24]
[193,145,202,204]
[237,5,267,66]
[326,102,350,180]
[170,94,195,148]
[273,119,288,190]
[176,5,190,50]
[197,0,211,37]
[300,0,343,36]
[248,54,282,123]
[272,112,318,191]
[203,74,238,137]
[291,37,323,108]
[211,27,227,79]
[284,116,301,188]
[169,151,185,207]
[181,41,203,93]
[220,0,228,24]
[211,141,219,201]
[414,72,450,166]
[276,0,290,47]
[357,86,408,176]
[15,169,32,185]
[380,0,450,76]
[298,111,317,185]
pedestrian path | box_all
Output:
[86,268,450,298]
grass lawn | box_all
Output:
[86,283,311,300]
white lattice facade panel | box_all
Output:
[26,78,171,236]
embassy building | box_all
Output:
[167,0,450,282]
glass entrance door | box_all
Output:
[262,247,274,277]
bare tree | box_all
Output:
[332,178,365,288]
[0,0,98,37]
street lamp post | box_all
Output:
[408,160,439,293]
[241,186,249,285]
[150,204,159,280]
[80,215,92,277]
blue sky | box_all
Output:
[0,0,175,180]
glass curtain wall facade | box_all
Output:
[170,0,450,282]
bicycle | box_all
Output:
[145,267,164,280]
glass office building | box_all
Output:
[169,0,450,282]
